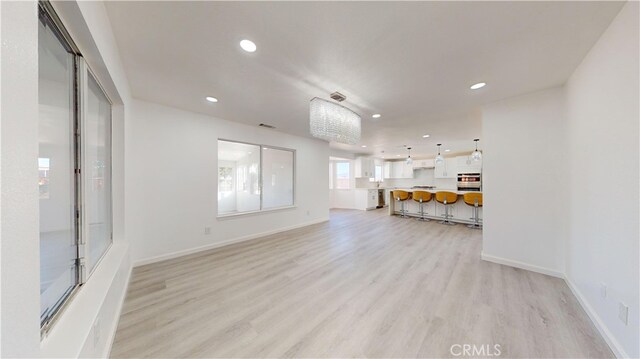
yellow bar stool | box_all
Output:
[412,191,433,221]
[463,193,483,229]
[393,190,410,218]
[435,191,458,225]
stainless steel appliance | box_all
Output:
[457,173,481,191]
[377,189,385,208]
[412,185,436,190]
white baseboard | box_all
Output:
[480,252,564,278]
[563,277,628,359]
[480,252,628,358]
[133,218,329,267]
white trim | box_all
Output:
[133,218,329,267]
[102,262,133,359]
[217,205,297,219]
[563,277,628,359]
[480,252,564,278]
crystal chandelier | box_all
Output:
[471,138,482,161]
[435,143,444,164]
[309,97,361,145]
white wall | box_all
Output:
[1,2,42,356]
[482,87,568,276]
[127,99,330,264]
[481,3,639,357]
[1,1,133,357]
[565,2,639,357]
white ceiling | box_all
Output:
[105,1,624,158]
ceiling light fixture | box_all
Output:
[206,96,218,103]
[405,147,413,166]
[422,134,430,138]
[372,114,381,118]
[361,145,367,148]
[435,144,444,164]
[445,149,451,152]
[309,96,361,145]
[240,39,257,52]
[470,82,486,90]
[471,138,482,162]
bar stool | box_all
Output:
[435,191,458,225]
[412,191,432,221]
[463,193,483,229]
[393,190,410,218]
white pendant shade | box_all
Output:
[309,97,361,145]
[471,150,482,161]
[435,155,444,164]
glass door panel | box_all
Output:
[38,11,78,324]
[84,71,112,274]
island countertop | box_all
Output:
[388,188,482,195]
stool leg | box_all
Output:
[467,203,482,229]
[417,201,429,221]
[439,201,456,225]
[401,201,406,218]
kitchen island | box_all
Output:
[388,188,482,225]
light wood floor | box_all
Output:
[111,209,612,358]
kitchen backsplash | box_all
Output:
[355,168,457,189]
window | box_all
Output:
[374,164,384,182]
[38,2,113,331]
[217,140,295,216]
[335,162,350,189]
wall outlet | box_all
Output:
[204,227,211,235]
[600,283,607,299]
[618,302,629,325]
[93,317,101,348]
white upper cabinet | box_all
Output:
[434,158,457,178]
[412,159,435,169]
[354,157,375,178]
[456,155,482,174]
[383,161,414,179]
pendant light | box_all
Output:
[435,144,444,164]
[471,138,482,162]
[405,147,413,165]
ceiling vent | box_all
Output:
[259,123,276,129]
[330,91,346,102]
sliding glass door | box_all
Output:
[38,7,79,325]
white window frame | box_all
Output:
[217,139,296,218]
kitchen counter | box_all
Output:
[389,188,481,195]
[387,188,482,224]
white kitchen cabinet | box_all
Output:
[412,159,435,169]
[456,155,482,174]
[355,189,378,210]
[383,161,414,179]
[354,157,375,178]
[434,158,457,178]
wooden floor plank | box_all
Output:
[111,209,613,358]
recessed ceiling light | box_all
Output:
[470,82,486,90]
[372,114,381,118]
[206,96,218,103]
[396,154,401,157]
[240,39,257,52]
[422,134,430,138]
[361,145,367,148]
[445,149,451,152]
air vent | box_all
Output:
[330,91,346,102]
[259,123,276,129]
